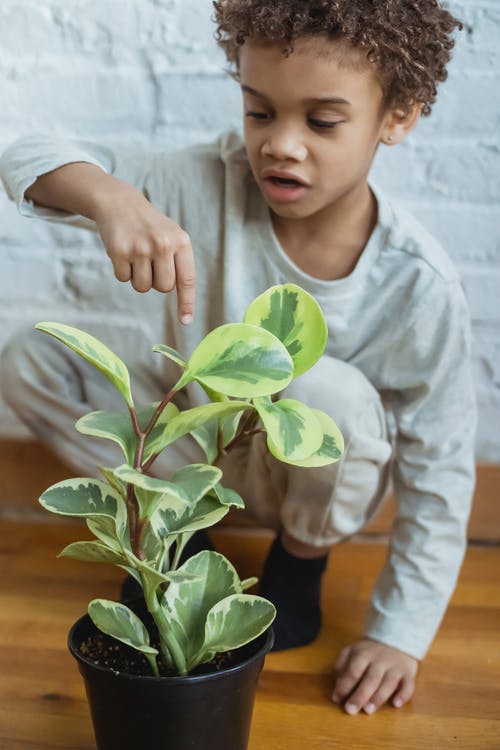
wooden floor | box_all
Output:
[1,519,499,750]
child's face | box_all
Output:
[239,36,390,222]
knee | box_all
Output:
[0,328,54,411]
[283,356,387,441]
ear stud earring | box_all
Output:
[387,135,394,142]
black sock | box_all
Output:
[120,529,214,602]
[259,533,327,651]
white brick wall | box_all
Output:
[0,0,498,461]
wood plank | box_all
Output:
[0,519,499,750]
[1,440,499,541]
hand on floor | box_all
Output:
[331,638,418,714]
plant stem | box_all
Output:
[143,387,178,436]
[224,427,264,454]
[126,391,177,558]
[170,533,187,570]
[145,587,188,676]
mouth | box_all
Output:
[260,170,310,203]
[261,169,310,188]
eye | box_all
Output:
[308,119,340,130]
[245,110,270,121]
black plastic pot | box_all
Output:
[68,605,274,750]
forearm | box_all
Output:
[365,464,475,659]
[25,162,143,222]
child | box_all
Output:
[0,0,476,716]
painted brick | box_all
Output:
[417,70,500,138]
[408,205,500,264]
[155,74,241,133]
[472,327,500,462]
[372,141,500,204]
[461,270,500,324]
[1,67,156,133]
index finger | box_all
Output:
[174,239,196,325]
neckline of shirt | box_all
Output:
[252,182,392,301]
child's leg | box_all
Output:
[0,329,204,477]
[221,356,393,649]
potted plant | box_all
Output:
[36,283,344,750]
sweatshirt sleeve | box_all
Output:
[0,135,153,230]
[364,278,477,660]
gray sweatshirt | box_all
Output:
[0,131,477,659]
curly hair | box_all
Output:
[213,0,462,116]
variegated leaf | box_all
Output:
[211,483,245,509]
[39,478,124,521]
[59,540,126,565]
[86,516,123,551]
[112,465,190,520]
[189,407,248,464]
[168,464,222,504]
[268,409,344,466]
[176,323,293,397]
[98,466,127,498]
[161,551,242,666]
[190,419,219,464]
[88,599,159,675]
[35,322,134,407]
[150,471,241,541]
[243,284,328,377]
[151,494,229,540]
[253,396,323,460]
[152,344,188,369]
[241,577,258,591]
[197,594,275,665]
[77,410,137,464]
[145,401,250,459]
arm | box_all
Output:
[332,279,476,713]
[0,137,195,322]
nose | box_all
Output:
[261,124,307,162]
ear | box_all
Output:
[380,102,422,146]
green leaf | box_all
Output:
[168,464,222,504]
[161,551,242,668]
[112,464,190,520]
[241,577,258,591]
[243,284,328,377]
[152,344,188,369]
[35,322,134,408]
[88,599,159,675]
[151,494,229,540]
[253,396,323,460]
[77,410,137,464]
[87,515,125,551]
[140,401,180,462]
[98,466,127,498]
[113,464,188,499]
[39,478,124,521]
[145,401,250,459]
[268,408,344,466]
[211,483,245,509]
[199,595,275,662]
[190,420,219,464]
[59,540,126,565]
[190,407,247,464]
[150,469,238,540]
[177,323,294,397]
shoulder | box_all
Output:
[156,130,246,174]
[374,186,460,288]
[144,131,249,215]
